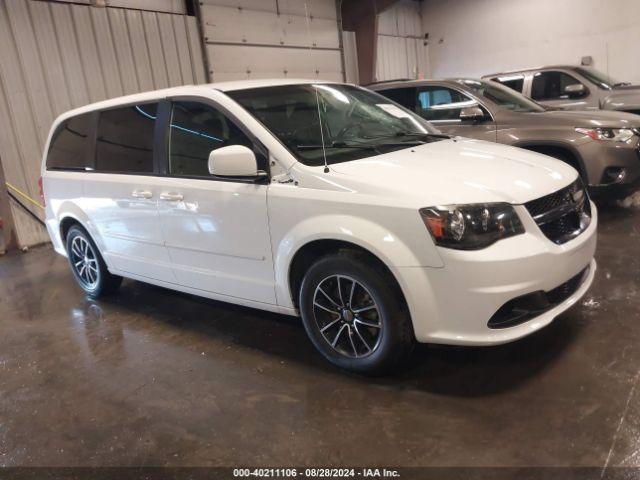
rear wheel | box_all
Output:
[299,253,414,375]
[65,225,122,298]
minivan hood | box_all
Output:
[329,138,577,206]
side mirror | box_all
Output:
[459,106,486,122]
[564,84,586,97]
[208,145,267,179]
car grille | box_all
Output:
[525,179,591,245]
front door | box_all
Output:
[156,99,276,304]
[414,85,497,141]
[529,70,596,110]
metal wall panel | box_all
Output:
[375,0,427,81]
[50,0,186,14]
[0,1,206,247]
[201,0,344,82]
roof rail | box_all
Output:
[364,78,414,86]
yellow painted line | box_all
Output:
[5,182,45,210]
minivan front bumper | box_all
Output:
[393,201,597,346]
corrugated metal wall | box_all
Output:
[376,0,427,81]
[200,0,344,82]
[0,0,206,247]
[48,0,186,14]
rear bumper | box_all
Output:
[394,202,597,346]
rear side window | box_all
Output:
[46,113,92,170]
[493,75,524,93]
[168,101,254,177]
[96,103,158,174]
[531,71,583,100]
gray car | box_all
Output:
[369,78,640,198]
[482,66,640,115]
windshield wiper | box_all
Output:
[363,131,451,141]
[298,138,430,151]
[296,142,380,151]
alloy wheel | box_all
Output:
[70,236,99,289]
[312,275,382,358]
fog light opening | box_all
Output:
[602,167,627,185]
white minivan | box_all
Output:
[42,80,597,374]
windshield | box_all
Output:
[574,67,624,90]
[228,84,443,167]
[459,79,545,113]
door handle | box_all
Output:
[131,189,153,199]
[159,192,184,202]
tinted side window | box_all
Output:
[169,101,254,177]
[46,113,92,170]
[531,71,582,100]
[415,86,477,121]
[377,87,414,110]
[493,76,524,93]
[96,103,157,174]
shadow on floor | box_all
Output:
[86,277,584,398]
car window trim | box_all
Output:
[414,83,495,124]
[161,95,270,184]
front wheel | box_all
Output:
[65,225,122,298]
[299,253,414,375]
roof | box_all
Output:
[368,78,483,90]
[213,78,331,91]
[52,78,334,123]
[482,65,580,78]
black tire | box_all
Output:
[299,252,414,375]
[65,224,122,298]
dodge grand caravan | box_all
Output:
[42,80,597,374]
[370,78,640,198]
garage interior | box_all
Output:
[2,0,640,476]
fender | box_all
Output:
[601,96,640,112]
[273,214,444,308]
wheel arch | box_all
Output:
[287,238,409,315]
[273,214,442,310]
[59,215,83,242]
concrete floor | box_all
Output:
[1,206,639,471]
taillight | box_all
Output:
[38,177,45,206]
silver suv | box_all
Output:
[482,66,640,114]
[369,78,640,198]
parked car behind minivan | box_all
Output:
[42,80,597,374]
[370,78,640,198]
[483,65,640,115]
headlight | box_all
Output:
[419,203,525,250]
[575,127,636,143]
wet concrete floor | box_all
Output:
[1,206,639,470]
